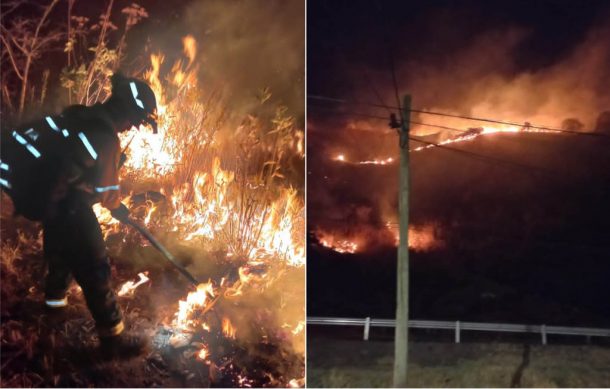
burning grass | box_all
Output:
[314,222,442,255]
[1,35,304,387]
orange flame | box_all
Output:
[224,266,258,298]
[412,123,558,151]
[197,345,209,360]
[386,222,442,252]
[182,35,197,66]
[222,317,237,339]
[91,36,305,375]
[332,154,394,165]
[317,232,359,254]
[117,272,150,296]
[358,157,394,165]
[291,321,305,335]
[315,223,441,254]
[288,378,305,388]
[237,375,253,387]
[94,35,305,267]
[173,282,215,330]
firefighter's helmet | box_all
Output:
[109,73,158,133]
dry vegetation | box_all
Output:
[307,335,610,388]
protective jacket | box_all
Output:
[58,104,122,210]
[1,103,123,219]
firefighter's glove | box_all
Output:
[119,152,127,168]
[110,203,130,223]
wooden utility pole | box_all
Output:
[393,94,411,388]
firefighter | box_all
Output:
[39,73,157,357]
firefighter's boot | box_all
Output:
[43,296,70,325]
[99,331,148,359]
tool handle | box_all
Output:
[124,218,200,287]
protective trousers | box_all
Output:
[43,195,124,336]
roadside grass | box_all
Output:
[307,337,610,388]
[521,345,610,388]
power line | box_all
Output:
[308,104,456,133]
[407,135,558,178]
[308,94,610,139]
[362,67,394,117]
[309,103,533,136]
[311,105,584,166]
[411,110,606,138]
[309,104,561,150]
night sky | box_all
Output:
[308,0,610,96]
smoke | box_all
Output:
[183,0,304,125]
[218,266,305,355]
[398,25,610,133]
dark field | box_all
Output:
[307,327,610,388]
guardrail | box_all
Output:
[307,317,610,345]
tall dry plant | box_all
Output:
[1,0,62,119]
[60,1,148,105]
[0,0,148,121]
